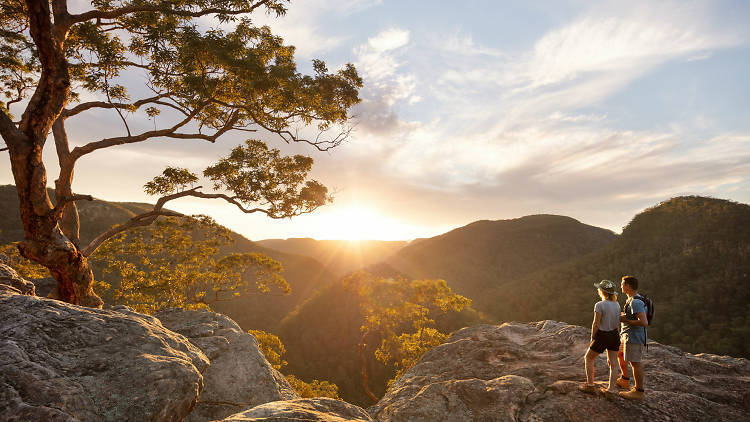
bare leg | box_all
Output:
[584,349,599,384]
[617,344,628,378]
[605,349,618,391]
[631,361,644,390]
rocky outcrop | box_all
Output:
[156,308,299,421]
[0,260,35,295]
[0,291,209,422]
[219,397,373,421]
[31,276,58,298]
[369,321,750,422]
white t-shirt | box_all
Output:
[594,300,621,331]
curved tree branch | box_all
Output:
[70,103,207,159]
[62,93,172,119]
[70,0,278,24]
[214,100,353,151]
[181,190,270,215]
[81,208,185,257]
[50,193,93,219]
[0,109,23,147]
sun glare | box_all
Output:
[320,205,410,241]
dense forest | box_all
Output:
[276,276,483,405]
[479,196,750,358]
[381,215,616,301]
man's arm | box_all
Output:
[620,311,648,327]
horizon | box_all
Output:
[7,182,738,243]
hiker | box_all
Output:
[617,275,648,400]
[579,279,621,396]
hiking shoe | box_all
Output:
[600,387,617,400]
[578,384,597,394]
[619,388,645,400]
[616,377,630,389]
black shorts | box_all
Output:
[589,329,620,353]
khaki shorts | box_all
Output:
[623,342,644,362]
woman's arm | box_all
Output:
[591,311,601,340]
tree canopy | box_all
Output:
[342,272,471,402]
[93,215,289,314]
[0,0,362,306]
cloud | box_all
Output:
[351,27,421,137]
[518,13,743,92]
[365,1,750,192]
[243,0,384,59]
[355,28,411,80]
[367,28,410,53]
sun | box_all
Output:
[320,205,409,241]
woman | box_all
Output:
[579,279,621,395]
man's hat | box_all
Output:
[593,279,616,295]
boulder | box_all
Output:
[31,276,58,298]
[155,308,299,421]
[0,292,209,422]
[369,321,750,422]
[0,261,35,296]
[219,397,373,422]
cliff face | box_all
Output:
[369,321,750,422]
[0,288,209,421]
[155,308,299,421]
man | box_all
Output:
[617,275,648,400]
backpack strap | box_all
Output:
[639,295,649,352]
[631,295,648,352]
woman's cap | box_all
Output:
[593,279,616,294]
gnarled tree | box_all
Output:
[0,0,362,307]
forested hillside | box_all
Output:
[0,185,334,332]
[382,214,617,305]
[257,238,408,277]
[1,185,154,245]
[481,196,750,358]
[277,277,484,406]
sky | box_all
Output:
[2,0,750,241]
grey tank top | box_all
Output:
[594,300,621,331]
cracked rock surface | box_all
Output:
[0,260,35,296]
[156,308,299,422]
[219,397,374,422]
[368,321,750,422]
[0,291,208,422]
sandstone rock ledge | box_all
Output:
[0,259,35,295]
[156,308,299,422]
[0,291,209,422]
[368,321,750,422]
[219,397,374,422]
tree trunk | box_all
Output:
[8,138,102,307]
[358,332,379,403]
[1,0,103,308]
[53,117,81,246]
